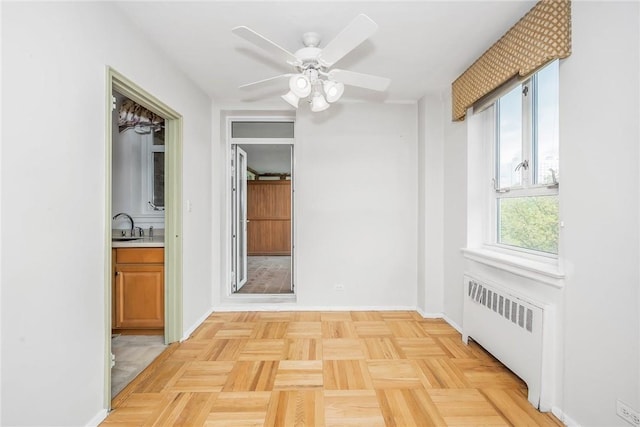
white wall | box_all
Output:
[214,103,418,309]
[559,2,639,425]
[436,2,640,425]
[442,93,467,327]
[1,3,213,425]
[295,104,418,307]
[417,96,445,315]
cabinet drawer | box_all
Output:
[116,248,164,264]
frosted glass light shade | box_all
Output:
[310,92,330,112]
[281,91,300,108]
[323,80,344,103]
[289,75,311,98]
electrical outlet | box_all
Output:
[617,400,640,426]
[334,284,345,291]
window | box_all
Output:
[145,130,165,212]
[231,121,294,139]
[493,60,559,255]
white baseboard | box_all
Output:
[414,309,463,335]
[85,409,108,427]
[552,406,580,427]
[211,305,418,312]
[415,307,443,319]
[442,314,463,334]
[181,307,215,341]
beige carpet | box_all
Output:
[237,256,292,294]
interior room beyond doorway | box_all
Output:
[237,255,292,294]
[233,142,293,294]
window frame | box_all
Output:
[149,143,165,210]
[488,62,560,258]
[141,132,165,215]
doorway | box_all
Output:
[229,119,295,295]
[110,90,167,398]
[105,69,183,407]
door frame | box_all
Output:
[225,115,296,298]
[104,67,183,408]
[231,145,249,291]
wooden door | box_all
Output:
[114,264,164,329]
[247,180,291,255]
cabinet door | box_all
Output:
[114,264,164,328]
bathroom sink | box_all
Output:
[112,237,142,242]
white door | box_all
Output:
[232,146,248,291]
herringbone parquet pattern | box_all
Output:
[102,311,562,426]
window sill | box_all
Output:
[462,247,565,288]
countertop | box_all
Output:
[112,230,164,248]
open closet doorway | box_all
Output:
[229,119,295,295]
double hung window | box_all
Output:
[493,60,559,255]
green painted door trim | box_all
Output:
[104,67,183,410]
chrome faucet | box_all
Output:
[113,212,135,237]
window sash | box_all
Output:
[491,66,559,256]
[495,63,559,192]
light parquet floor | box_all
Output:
[103,311,563,426]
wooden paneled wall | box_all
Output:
[247,180,291,255]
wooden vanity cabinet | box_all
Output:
[112,248,164,334]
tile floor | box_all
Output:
[237,255,292,294]
[111,334,167,398]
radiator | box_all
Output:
[462,274,554,411]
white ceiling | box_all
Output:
[115,1,535,106]
[239,144,292,174]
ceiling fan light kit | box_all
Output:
[233,14,391,113]
[289,74,312,97]
[281,91,300,108]
[287,68,341,111]
[310,91,330,112]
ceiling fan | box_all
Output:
[232,14,391,112]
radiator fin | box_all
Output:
[467,280,535,334]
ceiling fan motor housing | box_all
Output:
[295,47,323,67]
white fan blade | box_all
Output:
[329,69,391,92]
[232,26,300,65]
[239,74,292,89]
[318,14,378,67]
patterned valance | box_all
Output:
[452,0,571,121]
